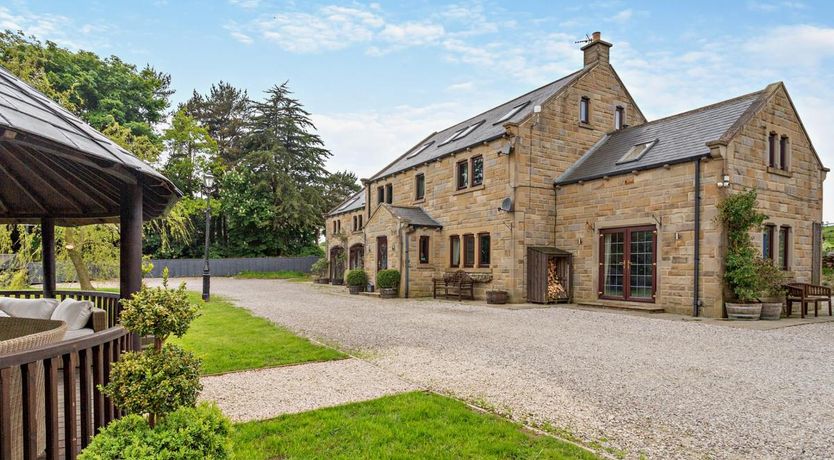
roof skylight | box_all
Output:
[495,102,529,124]
[406,141,434,159]
[616,139,658,164]
[455,120,484,140]
[439,127,466,145]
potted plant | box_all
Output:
[718,190,767,320]
[376,269,400,299]
[756,258,787,320]
[310,258,329,284]
[486,290,508,304]
[345,269,367,294]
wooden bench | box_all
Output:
[432,270,474,300]
[784,282,832,318]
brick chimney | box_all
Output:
[581,31,612,66]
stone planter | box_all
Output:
[726,302,762,320]
[379,287,398,299]
[348,285,363,295]
[760,301,784,320]
[486,290,508,305]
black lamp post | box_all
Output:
[202,172,214,301]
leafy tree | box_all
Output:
[162,108,218,196]
[322,170,361,213]
[229,83,331,255]
[0,31,172,137]
[183,81,249,167]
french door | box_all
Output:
[599,226,657,302]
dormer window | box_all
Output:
[617,139,657,164]
[614,106,625,129]
[579,96,590,124]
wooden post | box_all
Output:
[42,217,56,298]
[120,179,143,351]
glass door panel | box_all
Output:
[602,232,625,297]
[629,230,654,299]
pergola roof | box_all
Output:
[0,65,181,225]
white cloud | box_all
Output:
[446,81,475,92]
[314,102,466,178]
[228,0,261,8]
[379,21,445,46]
[249,5,384,53]
[747,1,806,12]
[744,24,834,68]
[609,9,633,23]
[0,6,107,50]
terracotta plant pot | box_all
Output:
[486,290,508,304]
[348,285,363,295]
[379,287,398,299]
[726,302,762,320]
[760,301,783,320]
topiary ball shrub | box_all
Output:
[376,269,401,289]
[79,403,233,460]
[102,344,201,418]
[345,269,368,287]
[120,273,199,348]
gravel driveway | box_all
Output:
[160,278,834,459]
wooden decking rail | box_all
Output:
[0,291,128,460]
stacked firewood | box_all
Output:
[547,258,567,301]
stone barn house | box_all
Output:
[324,32,826,317]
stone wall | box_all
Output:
[325,208,365,281]
[508,62,646,300]
[554,160,727,316]
[726,85,826,285]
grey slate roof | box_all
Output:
[328,189,365,216]
[387,205,442,228]
[556,89,767,185]
[370,67,587,180]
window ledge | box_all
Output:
[454,184,485,195]
[767,166,792,177]
[413,198,425,205]
[578,122,594,130]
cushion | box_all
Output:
[63,328,95,341]
[0,297,59,319]
[51,298,93,331]
[0,310,8,317]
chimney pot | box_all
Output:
[581,31,612,66]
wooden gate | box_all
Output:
[812,222,822,284]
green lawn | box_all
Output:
[170,293,344,375]
[233,391,598,460]
[233,270,310,281]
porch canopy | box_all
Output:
[0,65,181,340]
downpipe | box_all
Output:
[693,157,702,317]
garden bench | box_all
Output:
[432,270,474,300]
[784,282,832,318]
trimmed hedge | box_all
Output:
[79,403,233,460]
[345,269,367,287]
[376,269,400,289]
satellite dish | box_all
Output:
[499,142,513,156]
[499,197,514,212]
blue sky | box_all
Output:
[4,0,834,218]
